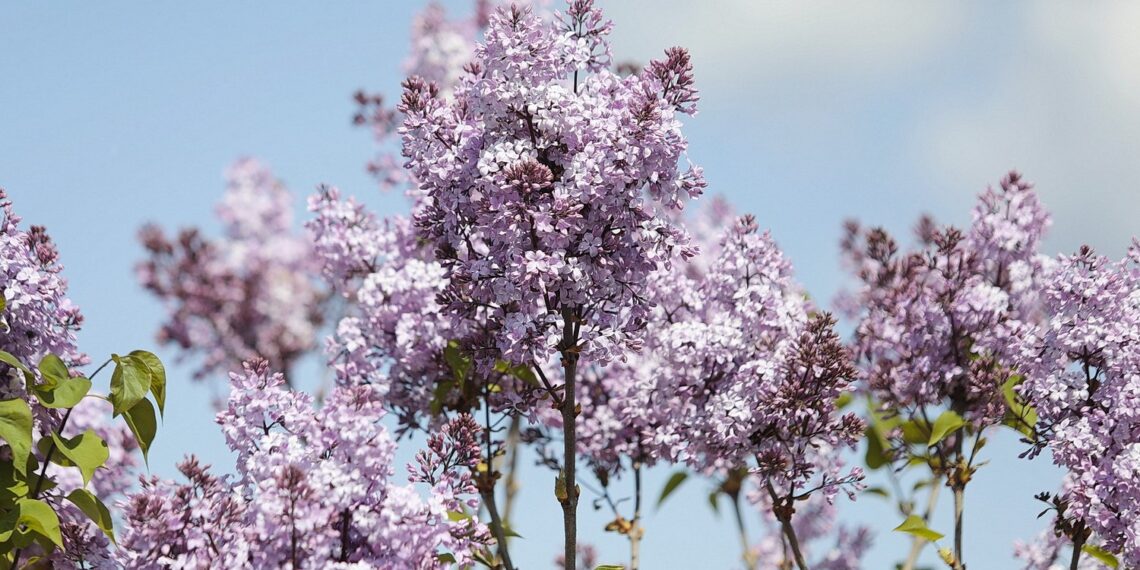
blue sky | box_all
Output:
[3,1,1138,568]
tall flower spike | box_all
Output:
[841,171,1051,424]
[117,361,490,568]
[137,159,326,386]
[400,1,705,368]
[1012,244,1140,566]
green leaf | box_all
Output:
[51,429,109,486]
[656,471,688,509]
[928,410,967,447]
[0,350,34,386]
[865,425,890,470]
[429,379,455,416]
[129,350,166,417]
[835,392,854,410]
[863,486,890,499]
[443,341,471,385]
[1001,374,1038,438]
[436,553,457,564]
[37,354,69,384]
[501,521,523,539]
[122,397,157,465]
[893,514,944,542]
[494,360,541,387]
[66,489,115,545]
[595,566,625,570]
[901,419,931,445]
[33,376,91,409]
[110,355,151,416]
[1082,544,1119,568]
[17,498,63,548]
[0,398,33,475]
[707,491,721,517]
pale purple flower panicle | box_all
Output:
[400,1,706,369]
[117,361,489,569]
[1,189,136,567]
[841,171,1051,423]
[137,159,325,385]
[0,189,86,373]
[1012,242,1140,566]
[576,211,863,510]
[355,0,538,193]
[307,188,536,432]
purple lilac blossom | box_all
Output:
[840,171,1052,424]
[116,360,489,569]
[399,1,706,370]
[137,158,325,386]
[1012,240,1140,566]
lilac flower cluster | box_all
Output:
[1011,241,1140,565]
[400,1,706,367]
[840,171,1051,423]
[138,159,325,385]
[308,188,538,431]
[117,360,489,569]
[0,189,86,376]
[572,210,864,555]
[355,1,542,193]
[0,189,137,567]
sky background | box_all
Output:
[3,1,1138,568]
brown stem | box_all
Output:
[730,491,758,569]
[953,484,965,568]
[629,463,643,570]
[502,415,522,528]
[482,403,515,570]
[1069,527,1086,570]
[559,310,580,570]
[901,481,942,570]
[481,488,516,570]
[766,482,808,570]
[779,517,809,570]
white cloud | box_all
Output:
[605,0,967,105]
[914,3,1140,255]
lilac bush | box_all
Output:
[15,2,1137,569]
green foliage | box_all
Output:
[0,399,33,476]
[928,410,967,447]
[122,398,157,465]
[49,430,109,487]
[109,354,152,416]
[1001,374,1038,439]
[14,498,62,549]
[129,350,166,416]
[656,471,688,509]
[493,360,541,387]
[893,514,944,542]
[1082,544,1119,568]
[0,351,33,386]
[32,376,91,410]
[0,348,165,563]
[65,489,115,545]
